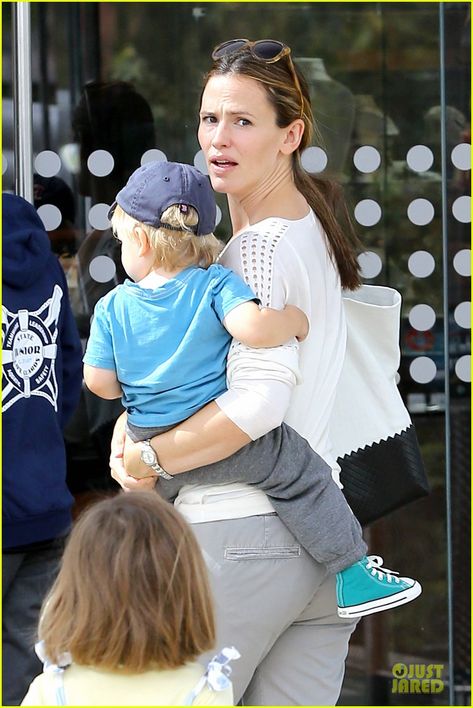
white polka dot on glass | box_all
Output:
[409,356,437,384]
[301,146,328,173]
[358,251,382,279]
[455,355,470,382]
[88,255,116,283]
[407,199,434,226]
[454,301,471,329]
[353,146,381,173]
[406,145,434,172]
[193,151,209,175]
[88,203,112,231]
[453,249,471,277]
[451,143,471,171]
[408,250,435,278]
[2,155,7,175]
[37,204,62,231]
[141,149,168,165]
[452,195,471,223]
[34,150,61,178]
[354,199,382,227]
[87,150,114,177]
[215,205,222,228]
[408,304,436,331]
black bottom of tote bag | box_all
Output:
[339,424,430,526]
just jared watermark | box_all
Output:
[391,662,445,694]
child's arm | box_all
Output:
[223,301,309,348]
[83,364,122,400]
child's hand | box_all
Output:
[284,305,309,342]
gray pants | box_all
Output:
[2,541,64,705]
[192,513,359,705]
[128,421,367,574]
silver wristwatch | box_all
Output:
[140,439,174,480]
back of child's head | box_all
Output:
[110,161,223,270]
[111,202,222,271]
[38,492,215,673]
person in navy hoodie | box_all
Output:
[2,193,83,705]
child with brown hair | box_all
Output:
[21,491,238,706]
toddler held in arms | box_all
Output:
[83,161,421,620]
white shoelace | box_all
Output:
[366,555,401,584]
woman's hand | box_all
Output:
[123,434,156,478]
[109,412,157,492]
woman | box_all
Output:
[111,39,372,705]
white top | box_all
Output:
[175,210,346,523]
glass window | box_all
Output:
[2,3,470,703]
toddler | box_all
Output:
[83,160,421,618]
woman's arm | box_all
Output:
[111,401,252,485]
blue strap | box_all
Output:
[51,669,67,706]
[35,641,71,706]
[183,646,240,705]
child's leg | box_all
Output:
[158,424,422,618]
[159,423,367,573]
[126,421,176,441]
[336,555,421,618]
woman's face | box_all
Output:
[198,74,292,200]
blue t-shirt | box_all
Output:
[83,264,257,428]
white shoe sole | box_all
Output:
[338,579,422,618]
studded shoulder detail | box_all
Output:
[238,221,288,307]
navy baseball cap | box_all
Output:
[108,161,216,236]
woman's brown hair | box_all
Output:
[38,492,215,673]
[204,45,362,290]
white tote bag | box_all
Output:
[330,285,429,525]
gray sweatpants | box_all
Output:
[127,421,367,574]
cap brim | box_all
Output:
[107,201,117,221]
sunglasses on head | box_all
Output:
[212,38,290,63]
[211,38,304,119]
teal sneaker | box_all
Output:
[336,555,422,618]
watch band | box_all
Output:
[140,439,174,480]
[150,462,174,481]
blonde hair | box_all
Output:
[205,45,362,290]
[38,492,215,673]
[111,203,223,271]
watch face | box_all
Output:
[141,447,156,465]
